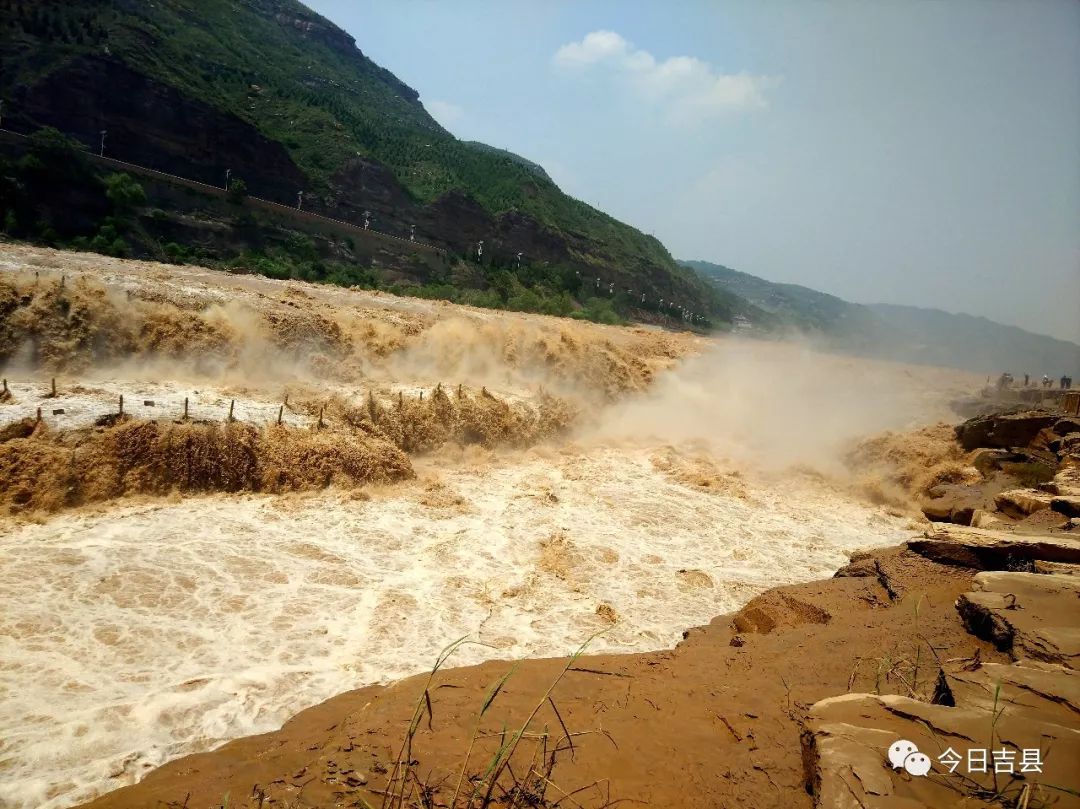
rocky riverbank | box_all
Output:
[921,409,1080,533]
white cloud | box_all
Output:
[426,100,465,130]
[553,30,777,123]
[552,30,630,67]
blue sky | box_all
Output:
[306,1,1080,343]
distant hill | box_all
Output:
[866,303,1080,378]
[685,260,1080,377]
[680,261,884,338]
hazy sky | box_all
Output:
[306,1,1080,343]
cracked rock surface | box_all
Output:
[908,523,1080,569]
[957,572,1080,667]
[803,681,1079,809]
[805,527,1080,809]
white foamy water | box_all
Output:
[0,379,314,432]
[0,446,911,809]
[0,377,476,434]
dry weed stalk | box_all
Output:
[380,634,617,809]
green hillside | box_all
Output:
[1,0,735,320]
[463,142,553,183]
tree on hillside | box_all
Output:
[227,178,247,203]
[20,127,93,184]
[104,173,146,212]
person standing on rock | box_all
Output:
[1024,373,1030,387]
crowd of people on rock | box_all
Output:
[997,372,1073,390]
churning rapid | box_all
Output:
[0,245,978,809]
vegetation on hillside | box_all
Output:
[1,128,134,256]
[0,0,694,291]
[0,128,635,325]
[463,142,554,183]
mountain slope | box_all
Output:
[681,260,884,337]
[463,142,553,183]
[867,303,1080,378]
[0,0,731,321]
[686,259,1080,376]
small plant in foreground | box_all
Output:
[379,633,616,809]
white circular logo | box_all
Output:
[904,752,932,776]
[888,739,918,769]
[887,740,932,777]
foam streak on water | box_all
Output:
[0,447,910,808]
